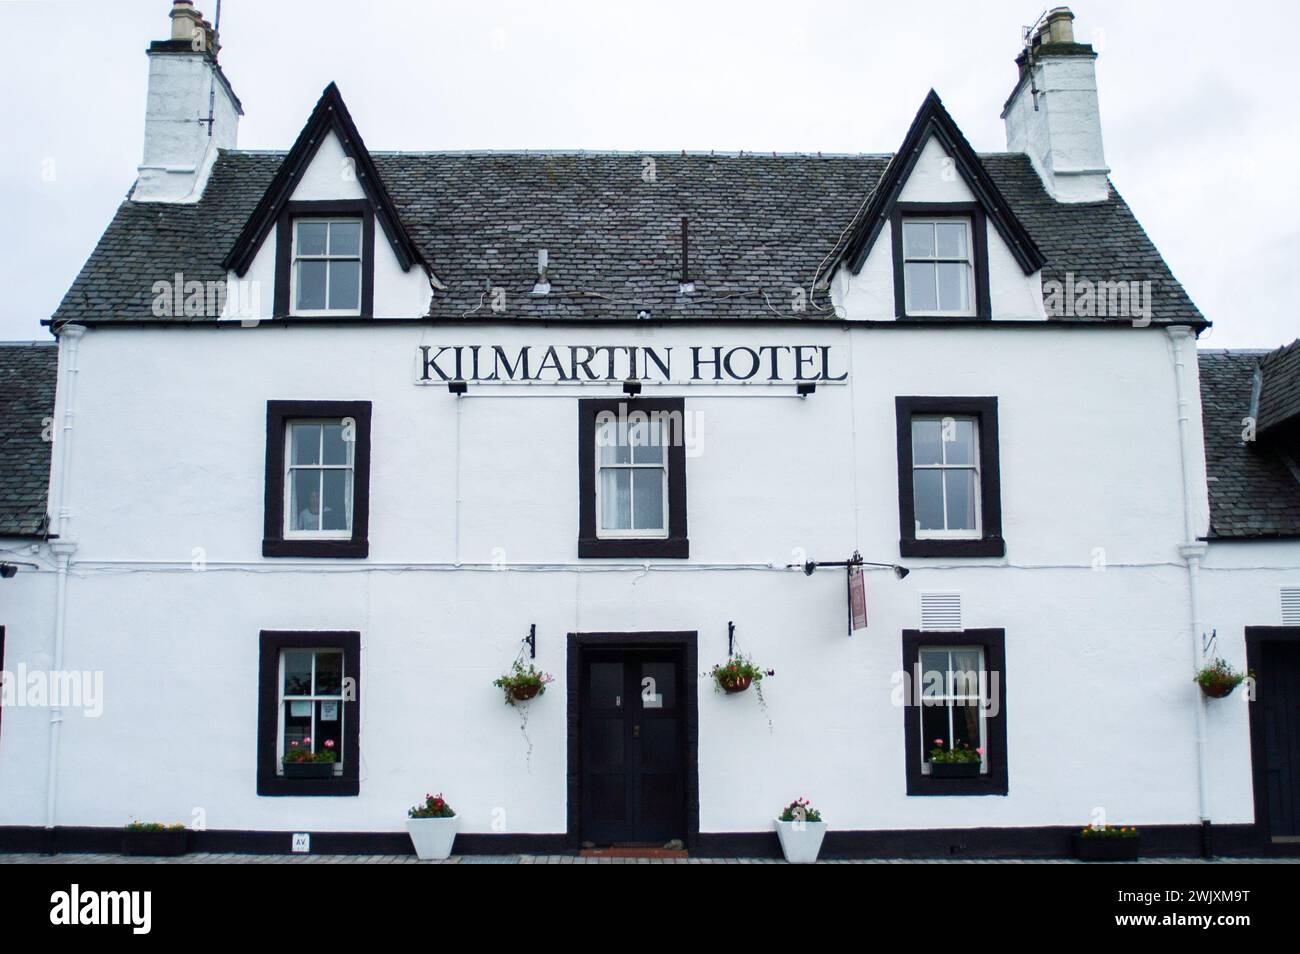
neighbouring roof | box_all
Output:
[1199,347,1300,540]
[1257,338,1300,436]
[52,146,1205,325]
[0,342,58,537]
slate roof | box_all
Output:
[1257,339,1300,435]
[1198,348,1300,540]
[51,150,1205,325]
[0,342,57,537]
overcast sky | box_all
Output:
[0,0,1295,347]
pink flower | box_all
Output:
[975,747,985,755]
[289,740,300,748]
[933,738,944,745]
[324,739,335,749]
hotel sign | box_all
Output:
[416,344,848,384]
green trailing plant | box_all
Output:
[778,797,822,823]
[1194,657,1247,697]
[408,792,456,819]
[282,737,337,764]
[928,739,983,764]
[493,660,555,705]
[1078,825,1139,839]
[124,821,186,832]
[708,654,771,694]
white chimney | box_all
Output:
[132,1,242,203]
[1001,7,1109,203]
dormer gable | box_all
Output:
[839,90,1046,280]
[222,83,437,317]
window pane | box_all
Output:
[329,220,361,256]
[912,418,943,466]
[297,221,328,256]
[296,260,328,310]
[328,260,361,311]
[291,423,321,466]
[944,469,978,531]
[936,221,968,258]
[315,700,341,760]
[921,702,949,759]
[632,468,665,530]
[290,469,321,531]
[315,651,343,695]
[598,420,631,465]
[920,650,950,698]
[905,262,937,312]
[950,650,983,698]
[589,662,623,708]
[283,650,313,696]
[944,417,977,466]
[953,700,980,750]
[640,661,677,709]
[630,419,664,464]
[902,221,934,257]
[937,261,969,312]
[322,422,349,466]
[321,468,352,532]
[283,702,311,753]
[600,468,631,530]
[913,468,944,531]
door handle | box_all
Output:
[633,723,640,738]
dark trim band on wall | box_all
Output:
[891,202,992,321]
[1245,625,1300,846]
[894,395,1004,558]
[273,200,376,319]
[566,631,700,850]
[257,630,361,797]
[263,399,372,559]
[902,628,1009,796]
[577,397,689,559]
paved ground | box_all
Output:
[1,852,1296,864]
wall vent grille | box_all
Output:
[1283,587,1300,627]
[920,592,963,631]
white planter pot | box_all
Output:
[406,815,460,860]
[774,818,827,864]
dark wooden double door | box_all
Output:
[1257,639,1300,839]
[579,647,686,845]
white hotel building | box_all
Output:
[0,3,1297,858]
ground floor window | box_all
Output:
[902,628,1007,795]
[257,630,360,796]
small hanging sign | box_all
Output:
[848,564,868,634]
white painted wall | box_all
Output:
[0,320,1258,836]
[834,136,1047,321]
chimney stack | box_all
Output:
[133,1,242,203]
[1001,7,1109,203]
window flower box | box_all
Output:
[1073,827,1140,862]
[282,736,337,778]
[927,739,983,778]
[122,823,188,857]
[929,761,981,779]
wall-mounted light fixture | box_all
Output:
[623,378,642,396]
[448,379,468,395]
[796,382,816,398]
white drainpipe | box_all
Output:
[1165,325,1211,853]
[44,323,86,841]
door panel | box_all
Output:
[580,649,685,845]
[1261,642,1300,837]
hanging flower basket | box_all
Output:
[493,660,554,706]
[1194,658,1246,699]
[709,654,771,695]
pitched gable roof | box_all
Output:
[0,342,58,537]
[222,83,427,278]
[1257,339,1300,437]
[836,90,1047,277]
[51,153,1205,326]
[1199,348,1300,540]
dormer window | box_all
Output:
[292,218,362,316]
[901,218,973,316]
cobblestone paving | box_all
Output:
[1,852,1295,864]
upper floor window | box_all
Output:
[263,400,372,559]
[292,219,362,316]
[895,396,1003,558]
[902,218,973,316]
[578,398,689,559]
[286,419,355,538]
[911,414,980,539]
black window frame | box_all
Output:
[274,200,376,319]
[257,630,361,797]
[577,397,689,559]
[895,395,1004,558]
[263,400,372,559]
[891,202,991,321]
[902,627,1008,796]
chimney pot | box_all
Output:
[1040,7,1076,45]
